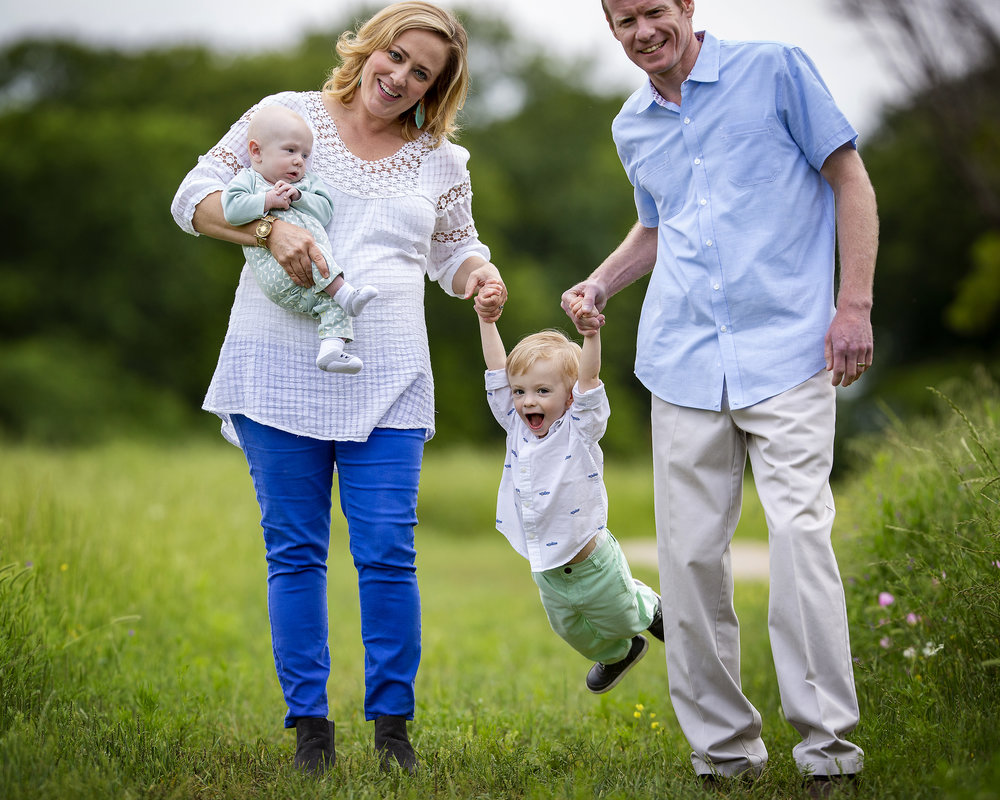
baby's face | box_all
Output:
[256,124,313,185]
[509,359,574,438]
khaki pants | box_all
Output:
[651,371,862,778]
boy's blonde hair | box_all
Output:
[322,1,471,147]
[506,330,582,387]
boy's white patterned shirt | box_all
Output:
[485,368,610,571]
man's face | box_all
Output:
[605,0,696,83]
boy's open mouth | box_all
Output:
[526,413,544,430]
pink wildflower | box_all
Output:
[878,592,895,607]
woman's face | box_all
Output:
[358,28,449,123]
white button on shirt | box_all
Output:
[485,369,610,572]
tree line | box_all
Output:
[0,5,997,463]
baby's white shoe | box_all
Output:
[333,283,378,317]
[316,338,362,374]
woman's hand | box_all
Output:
[268,219,330,287]
[458,259,507,323]
[192,191,328,287]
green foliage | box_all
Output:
[1,11,999,462]
[838,370,1000,796]
[0,15,651,455]
[947,231,1000,335]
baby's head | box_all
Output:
[506,330,581,437]
[247,106,313,185]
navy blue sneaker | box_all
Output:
[647,596,664,642]
[586,635,649,694]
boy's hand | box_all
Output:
[570,296,604,336]
[562,280,607,335]
[475,278,506,323]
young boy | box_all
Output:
[476,287,663,693]
[221,104,377,374]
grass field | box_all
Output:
[1,377,998,799]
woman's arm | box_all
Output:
[193,191,330,287]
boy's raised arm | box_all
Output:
[479,318,507,371]
[573,297,602,392]
[577,327,601,393]
[477,279,507,371]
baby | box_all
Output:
[222,105,376,373]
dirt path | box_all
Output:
[621,539,770,581]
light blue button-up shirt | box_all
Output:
[613,32,858,410]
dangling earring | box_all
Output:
[414,100,425,129]
[357,75,363,88]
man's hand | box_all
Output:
[824,302,873,387]
[561,281,607,335]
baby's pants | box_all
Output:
[243,245,353,341]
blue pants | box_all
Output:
[231,415,424,727]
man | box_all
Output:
[562,0,877,789]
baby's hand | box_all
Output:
[273,180,301,202]
[264,187,291,212]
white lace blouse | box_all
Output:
[171,91,491,445]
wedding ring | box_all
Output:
[857,363,866,368]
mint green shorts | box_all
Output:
[532,533,659,664]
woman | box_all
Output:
[170,1,505,776]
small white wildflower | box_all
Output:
[903,647,917,659]
[922,642,944,657]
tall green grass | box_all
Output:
[1,374,998,798]
[836,370,1000,798]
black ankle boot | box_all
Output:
[373,715,417,774]
[293,717,335,775]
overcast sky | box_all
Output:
[1,0,904,132]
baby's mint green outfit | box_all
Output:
[222,168,352,341]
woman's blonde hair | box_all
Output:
[506,330,582,387]
[322,1,470,146]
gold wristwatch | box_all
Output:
[255,214,278,249]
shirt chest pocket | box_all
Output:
[722,119,780,187]
[636,155,684,221]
